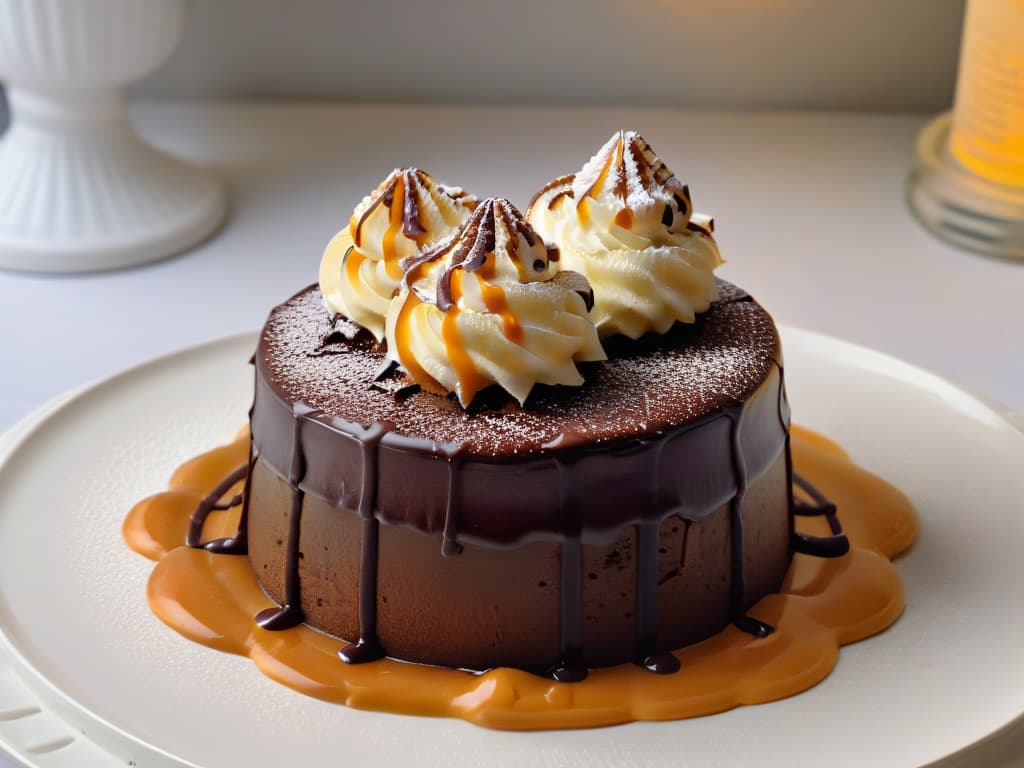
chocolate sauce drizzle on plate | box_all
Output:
[791,473,851,558]
[186,464,247,550]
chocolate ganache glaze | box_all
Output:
[184,277,850,681]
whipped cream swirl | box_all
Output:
[319,168,476,341]
[385,198,606,407]
[527,131,723,339]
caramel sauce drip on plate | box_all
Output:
[124,425,916,730]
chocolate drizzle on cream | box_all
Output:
[320,167,477,343]
[402,198,554,312]
[574,130,683,223]
[526,131,723,341]
[528,131,695,238]
[527,174,576,213]
[353,168,454,248]
[387,197,602,407]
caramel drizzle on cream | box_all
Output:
[392,291,446,396]
[476,264,524,344]
[440,271,490,400]
[562,130,697,235]
[343,243,366,291]
[394,198,554,402]
[351,168,473,282]
[431,199,542,308]
[380,178,405,280]
[611,134,633,229]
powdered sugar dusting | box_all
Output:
[259,281,779,457]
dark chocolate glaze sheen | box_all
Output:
[253,405,311,631]
[339,422,388,664]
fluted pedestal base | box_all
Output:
[0,89,225,273]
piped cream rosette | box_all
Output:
[319,168,476,341]
[384,198,606,407]
[527,131,723,340]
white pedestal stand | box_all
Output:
[0,0,226,273]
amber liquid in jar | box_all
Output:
[949,0,1024,187]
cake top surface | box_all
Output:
[258,279,779,457]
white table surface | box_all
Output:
[1,102,1021,433]
[0,102,1022,767]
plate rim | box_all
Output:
[0,325,1022,768]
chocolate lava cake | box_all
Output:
[202,132,842,682]
[242,278,792,679]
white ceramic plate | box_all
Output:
[0,329,1023,768]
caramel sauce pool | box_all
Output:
[123,426,917,730]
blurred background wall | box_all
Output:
[1,0,967,119]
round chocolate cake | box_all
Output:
[191,132,844,683]
[120,129,899,724]
[242,278,792,678]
